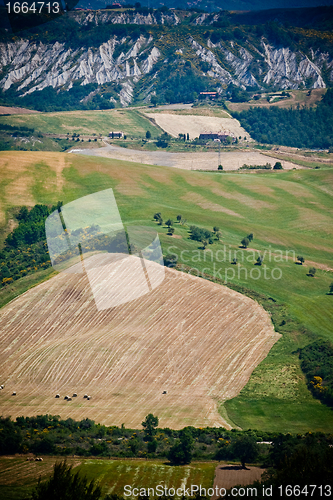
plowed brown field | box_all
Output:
[0,268,280,429]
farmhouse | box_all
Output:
[109,131,124,139]
[199,92,217,100]
[199,131,230,141]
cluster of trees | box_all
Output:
[153,212,185,236]
[0,203,63,287]
[299,340,333,406]
[189,225,221,248]
[234,88,333,149]
[240,233,253,249]
[230,432,333,499]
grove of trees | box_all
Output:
[234,88,333,149]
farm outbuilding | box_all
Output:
[109,131,124,139]
[199,131,230,141]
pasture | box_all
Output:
[0,109,159,138]
[0,151,332,431]
[0,457,216,500]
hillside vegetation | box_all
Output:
[233,88,333,149]
[1,7,333,112]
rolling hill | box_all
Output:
[0,151,333,432]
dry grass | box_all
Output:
[0,106,40,115]
[144,113,251,140]
[0,267,279,429]
[0,151,68,222]
[80,145,302,171]
[147,107,230,118]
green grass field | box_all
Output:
[0,150,332,432]
[0,457,216,500]
[0,109,160,138]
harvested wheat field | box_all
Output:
[145,112,252,140]
[0,266,280,429]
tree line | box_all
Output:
[1,413,332,499]
[0,203,62,287]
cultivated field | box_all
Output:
[212,464,265,498]
[0,457,216,500]
[144,112,251,140]
[74,143,301,170]
[0,266,279,428]
[0,105,40,115]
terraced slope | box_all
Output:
[0,267,279,429]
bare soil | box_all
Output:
[74,144,302,171]
[212,463,265,498]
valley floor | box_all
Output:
[69,143,303,171]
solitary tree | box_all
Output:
[273,161,283,170]
[146,130,151,139]
[256,256,263,266]
[231,257,237,265]
[231,436,259,469]
[308,267,316,276]
[168,227,175,235]
[247,233,254,242]
[218,165,223,170]
[153,212,162,221]
[241,237,250,248]
[187,133,189,141]
[158,218,163,226]
[297,255,305,265]
[142,414,158,441]
[329,282,333,294]
[151,95,158,107]
[31,460,101,500]
[165,219,173,228]
[176,215,182,222]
